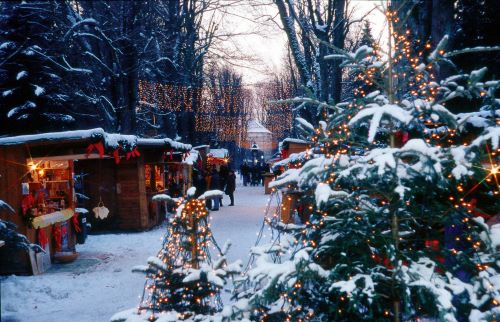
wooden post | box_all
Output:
[137,157,149,229]
[388,9,400,322]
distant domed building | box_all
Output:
[242,120,277,159]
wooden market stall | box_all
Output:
[207,148,229,167]
[280,138,311,160]
[0,128,191,275]
[268,138,313,223]
[163,148,200,198]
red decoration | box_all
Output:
[21,194,34,216]
[85,141,105,158]
[425,239,440,251]
[53,224,62,252]
[170,148,174,160]
[280,149,288,160]
[38,229,48,247]
[372,253,394,269]
[112,147,121,164]
[72,213,81,233]
[126,147,141,160]
[424,239,445,273]
[395,131,409,146]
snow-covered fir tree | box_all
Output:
[111,188,242,322]
[0,1,80,134]
[343,21,379,100]
[228,11,500,322]
[0,198,39,251]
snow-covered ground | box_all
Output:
[1,183,270,322]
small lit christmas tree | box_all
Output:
[111,188,241,322]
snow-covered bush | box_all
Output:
[0,199,41,252]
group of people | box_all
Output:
[194,165,236,210]
[239,162,270,186]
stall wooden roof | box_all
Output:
[0,128,192,152]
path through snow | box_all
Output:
[0,183,270,322]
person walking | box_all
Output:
[251,164,260,186]
[219,165,228,197]
[194,170,206,198]
[225,169,236,206]
[204,170,212,209]
[240,162,250,186]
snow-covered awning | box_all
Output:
[0,128,191,152]
[278,138,311,152]
[281,138,310,146]
[137,138,191,151]
[0,128,110,146]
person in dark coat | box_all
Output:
[194,171,206,198]
[240,162,250,186]
[251,164,260,186]
[220,165,229,190]
[225,169,236,206]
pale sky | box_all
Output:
[217,0,388,84]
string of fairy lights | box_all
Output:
[255,80,295,140]
[253,8,500,321]
[138,80,249,143]
[138,80,295,142]
[138,198,222,320]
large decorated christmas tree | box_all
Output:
[228,8,500,322]
[111,188,241,322]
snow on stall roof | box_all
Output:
[0,128,107,146]
[247,119,272,134]
[0,128,191,151]
[282,138,310,145]
[137,138,191,151]
[208,148,228,159]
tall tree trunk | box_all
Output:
[275,0,312,90]
[331,0,346,103]
[317,36,329,102]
